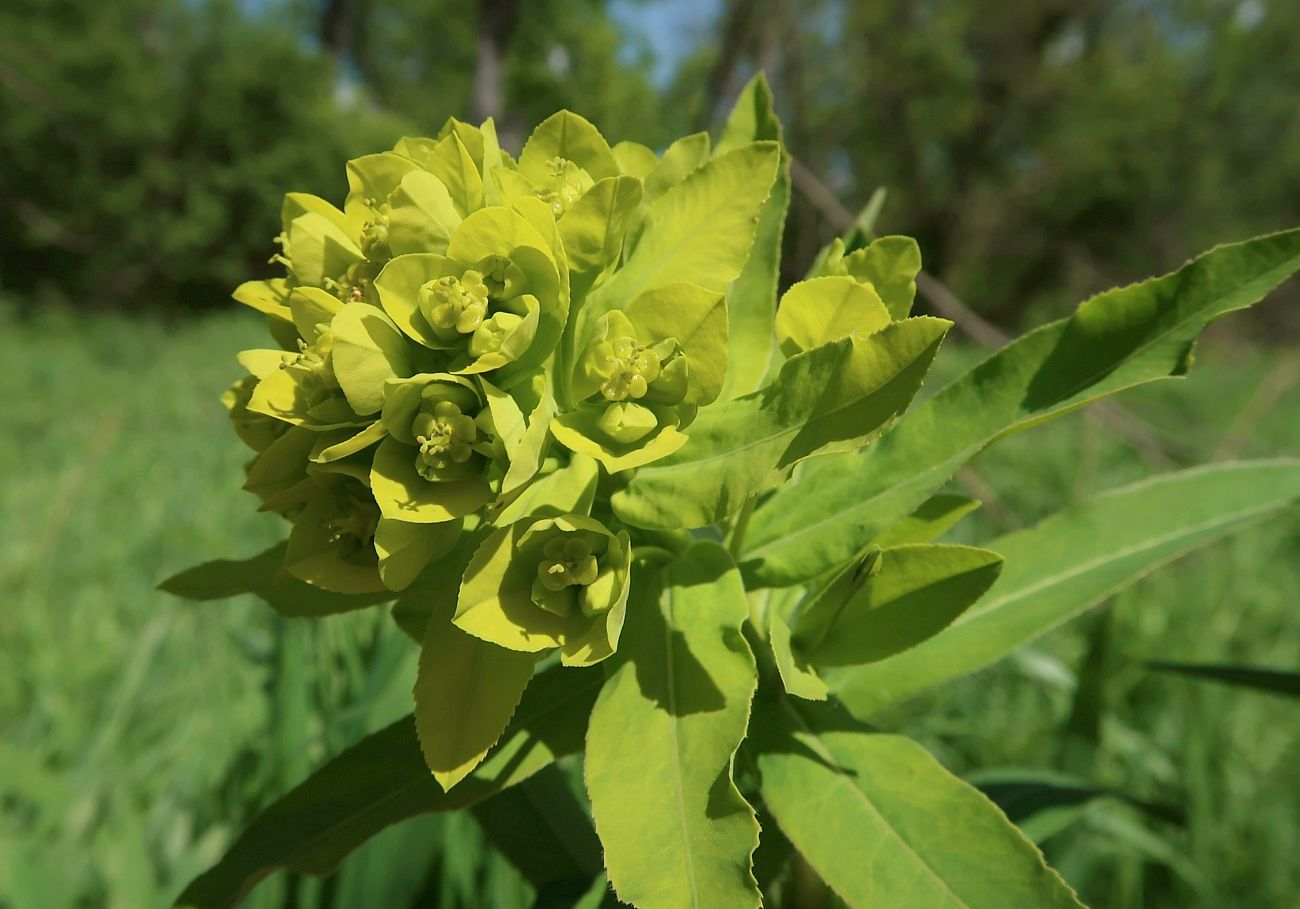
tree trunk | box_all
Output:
[473,0,521,145]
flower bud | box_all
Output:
[595,401,658,444]
[418,270,490,340]
[469,311,525,358]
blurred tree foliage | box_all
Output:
[0,0,381,310]
[682,0,1300,327]
[2,0,1298,325]
[0,0,666,312]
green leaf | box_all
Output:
[833,460,1300,717]
[715,72,782,156]
[414,596,539,789]
[835,236,922,320]
[501,390,556,497]
[374,518,460,592]
[494,454,598,525]
[873,494,981,547]
[1145,661,1300,698]
[470,766,603,890]
[520,110,620,182]
[624,282,728,405]
[370,435,491,524]
[794,544,1004,668]
[585,543,761,909]
[612,317,950,529]
[415,133,484,216]
[329,303,414,416]
[715,73,789,400]
[742,228,1300,587]
[558,175,642,292]
[769,611,828,701]
[612,140,659,178]
[720,161,788,399]
[177,664,603,908]
[750,697,1083,909]
[287,286,341,340]
[970,769,1184,843]
[454,515,631,666]
[588,143,780,320]
[387,170,463,256]
[640,132,711,205]
[774,276,891,357]
[345,152,419,222]
[159,543,391,617]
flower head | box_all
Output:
[453,514,632,667]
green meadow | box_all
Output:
[2,306,1297,908]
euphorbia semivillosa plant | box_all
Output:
[168,75,1300,908]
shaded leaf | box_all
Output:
[585,543,761,909]
[159,543,391,617]
[834,460,1300,717]
[177,665,603,908]
[1146,660,1300,698]
[470,766,602,889]
[750,697,1083,909]
[795,544,1004,668]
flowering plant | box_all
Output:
[168,76,1300,909]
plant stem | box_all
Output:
[727,495,757,560]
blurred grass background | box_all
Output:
[2,0,1299,906]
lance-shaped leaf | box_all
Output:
[612,317,950,529]
[1145,660,1300,698]
[585,543,761,909]
[414,595,539,789]
[742,227,1300,587]
[970,769,1184,844]
[833,460,1300,717]
[716,73,790,400]
[160,543,393,617]
[177,665,603,909]
[470,766,603,892]
[750,697,1083,909]
[794,544,1004,668]
[873,494,981,547]
[586,142,780,321]
[715,71,783,157]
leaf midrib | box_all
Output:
[615,147,773,301]
[953,496,1292,630]
[278,673,601,872]
[743,244,1300,563]
[664,590,702,908]
[779,700,972,908]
